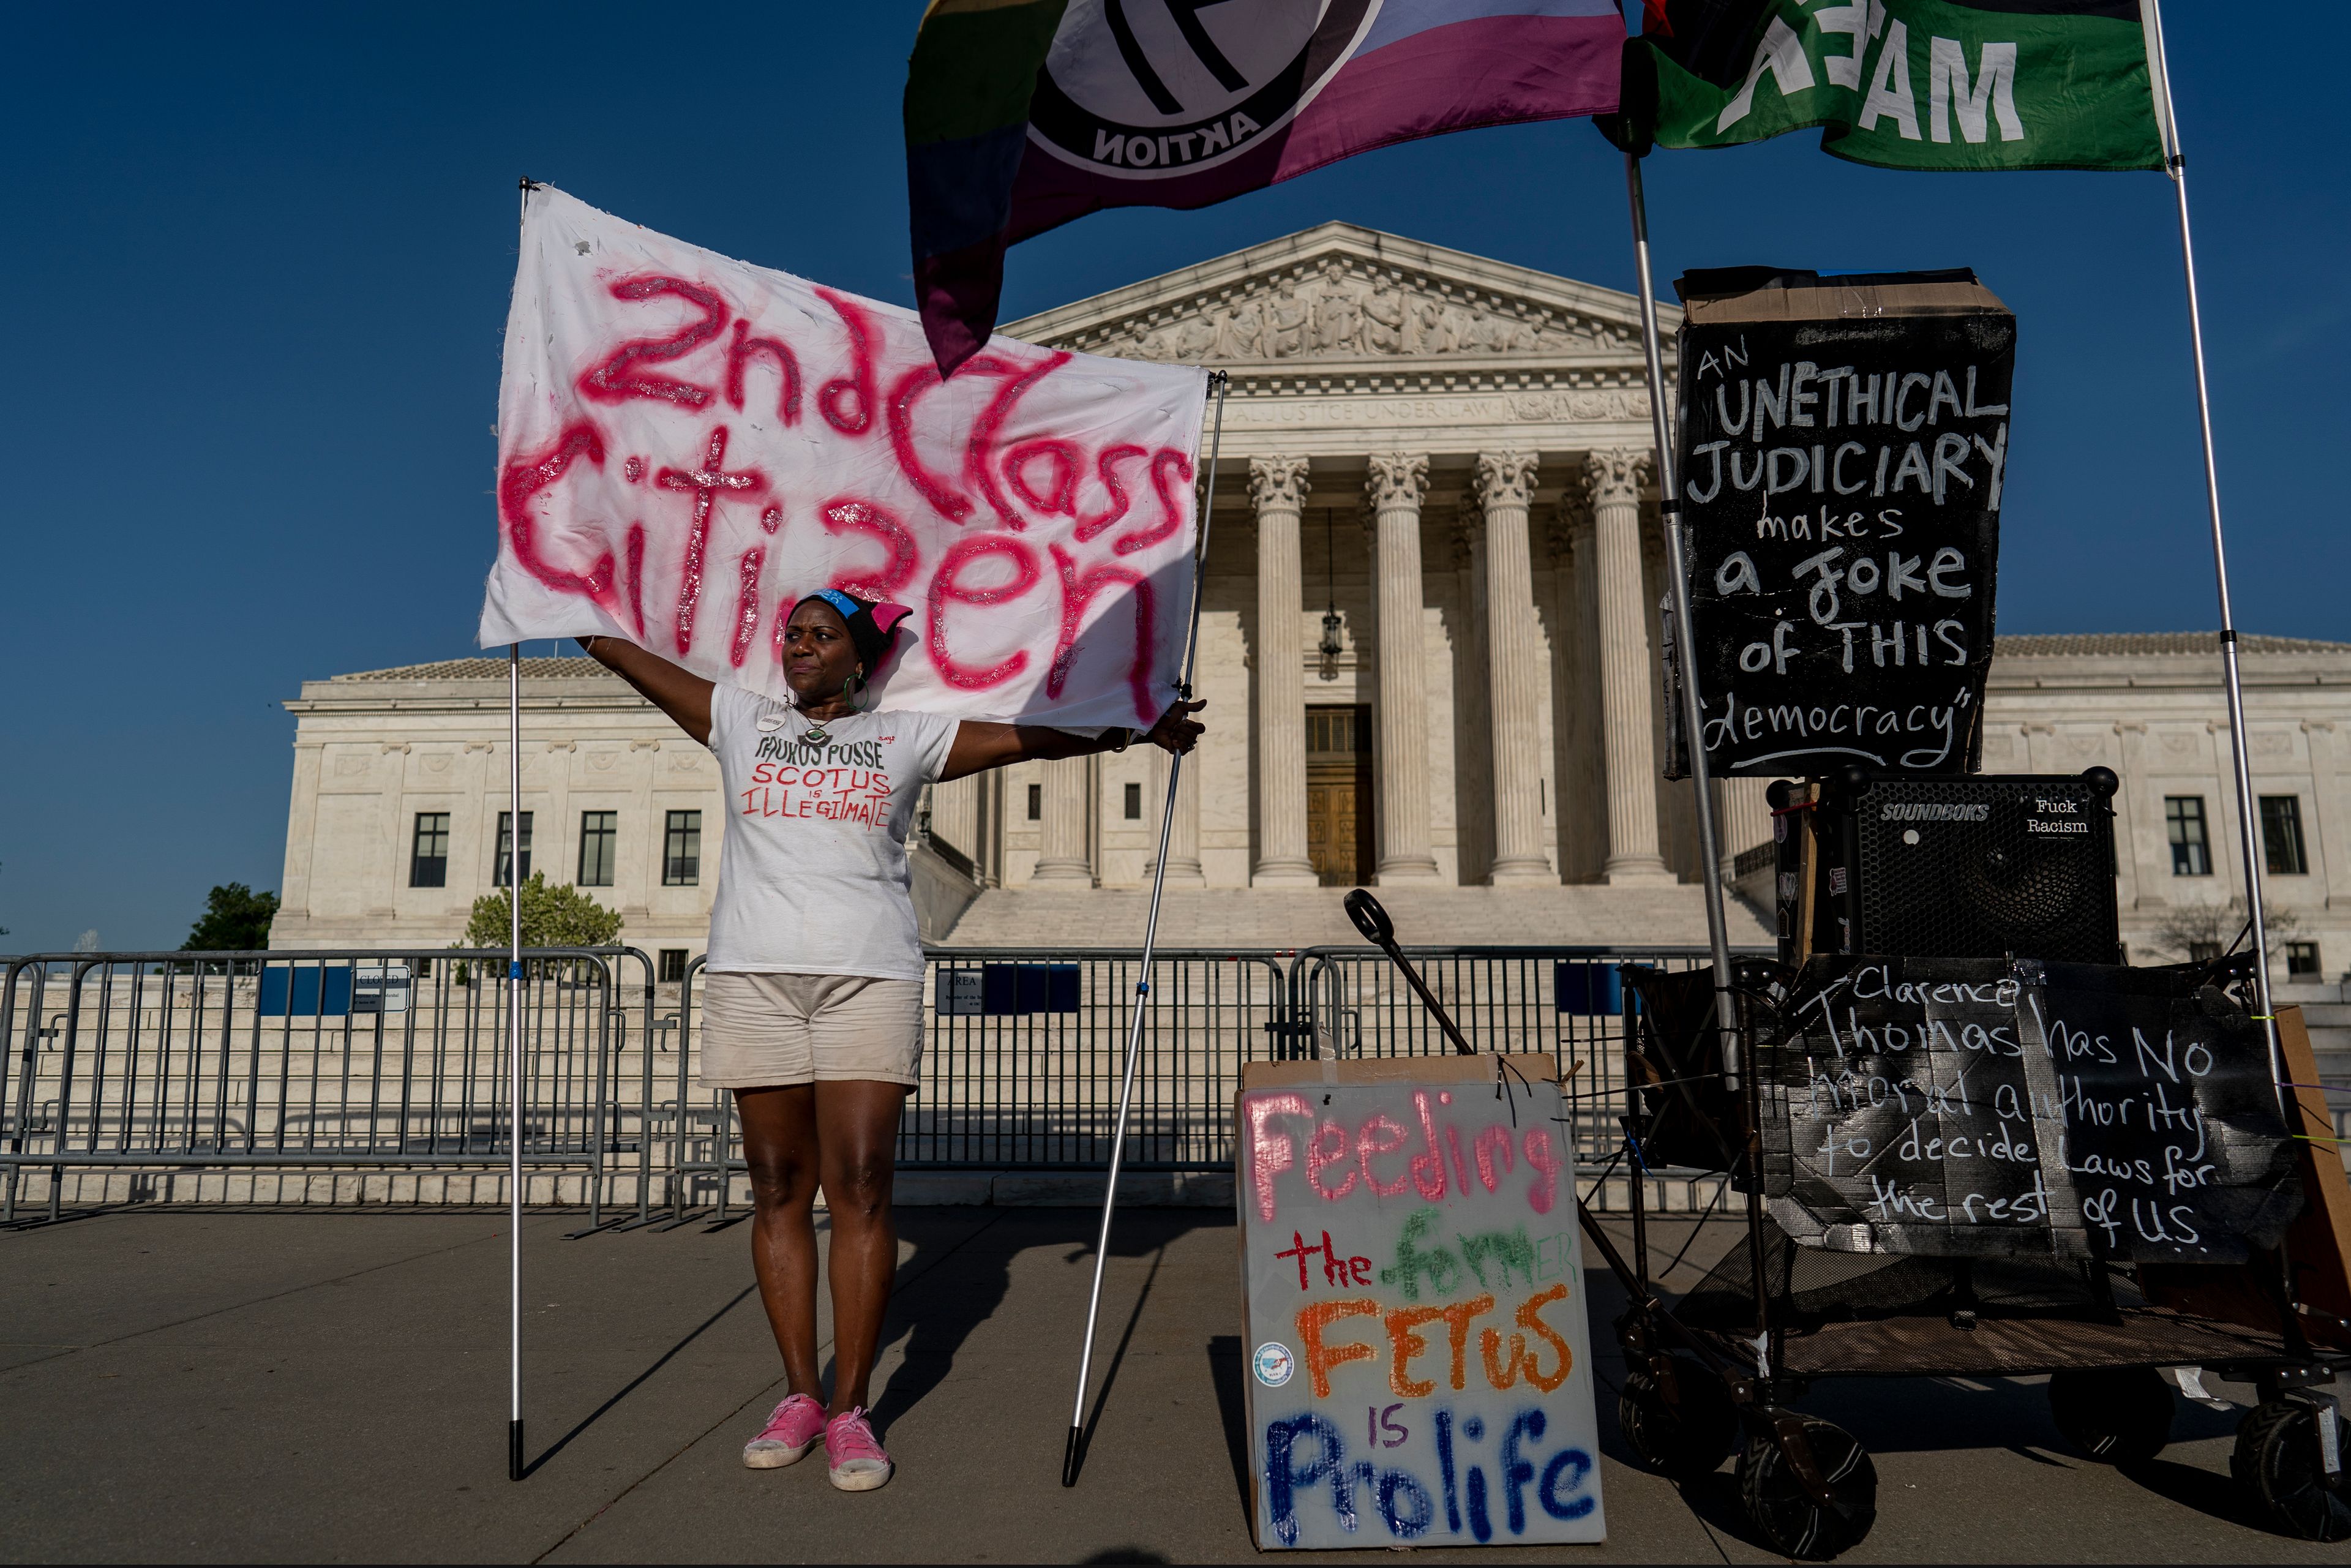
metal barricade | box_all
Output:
[667,949,1295,1217]
[0,947,650,1225]
[0,941,1774,1221]
[1291,943,1769,1191]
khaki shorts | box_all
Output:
[698,972,924,1092]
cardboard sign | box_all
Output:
[1761,955,2302,1262]
[1235,1056,1605,1550]
[1674,267,2013,778]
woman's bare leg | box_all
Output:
[735,1085,825,1399]
[814,1080,910,1416]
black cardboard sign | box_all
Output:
[1760,955,2301,1263]
[1675,268,2012,778]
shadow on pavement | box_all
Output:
[863,1207,1224,1455]
[1207,1335,1250,1523]
[524,1281,762,1477]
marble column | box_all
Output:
[1030,756,1093,884]
[1586,449,1672,883]
[1248,457,1319,885]
[1366,454,1441,882]
[1550,498,1606,882]
[1715,777,1773,882]
[2303,721,2349,912]
[1144,745,1206,885]
[1474,452,1554,885]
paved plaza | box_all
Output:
[0,1203,2343,1564]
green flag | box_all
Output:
[1628,0,2168,171]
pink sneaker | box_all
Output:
[742,1393,825,1469]
[824,1406,893,1492]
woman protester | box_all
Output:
[580,589,1203,1492]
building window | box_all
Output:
[2165,796,2211,877]
[1124,781,1142,820]
[664,811,702,886]
[2187,940,2222,963]
[1027,783,1042,821]
[495,811,533,885]
[658,948,689,984]
[2286,941,2322,978]
[409,812,449,888]
[577,811,618,887]
[2260,795,2308,876]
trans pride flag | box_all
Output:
[907,1,1624,372]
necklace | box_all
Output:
[803,710,842,747]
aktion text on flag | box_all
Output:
[907,0,1626,372]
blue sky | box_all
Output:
[2,4,2344,952]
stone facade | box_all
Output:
[269,226,2351,984]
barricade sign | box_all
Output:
[352,962,412,1014]
[1235,1055,1605,1550]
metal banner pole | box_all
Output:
[1622,154,1742,1084]
[1063,369,1228,1487]
[2140,3,2283,1107]
[506,642,526,1480]
[506,176,534,1485]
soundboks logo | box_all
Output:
[1027,0,1379,179]
[1879,802,1990,822]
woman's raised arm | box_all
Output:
[579,636,716,746]
[940,699,1204,782]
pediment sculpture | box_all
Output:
[1082,257,1637,364]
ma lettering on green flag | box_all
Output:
[1621,0,2168,171]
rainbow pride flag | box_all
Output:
[907,1,1624,372]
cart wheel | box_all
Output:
[1619,1360,1737,1481]
[2230,1398,2351,1542]
[2047,1367,2173,1465]
[1736,1419,1876,1560]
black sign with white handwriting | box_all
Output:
[1675,268,2011,778]
[1760,955,2301,1264]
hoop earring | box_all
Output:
[847,669,867,712]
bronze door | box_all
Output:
[1305,705,1373,887]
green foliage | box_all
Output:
[463,872,623,950]
[182,883,280,952]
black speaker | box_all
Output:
[1804,768,2121,964]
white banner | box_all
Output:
[481,187,1207,728]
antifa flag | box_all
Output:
[479,187,1206,730]
[906,0,1625,373]
[1615,0,2168,170]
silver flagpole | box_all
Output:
[507,641,526,1480]
[508,176,533,1484]
[1623,153,1742,1084]
[2141,2,2286,1108]
[1063,368,1228,1487]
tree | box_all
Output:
[463,872,623,950]
[2148,897,2297,964]
[182,883,280,951]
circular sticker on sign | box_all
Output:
[1252,1341,1295,1388]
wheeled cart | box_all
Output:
[1600,956,2351,1556]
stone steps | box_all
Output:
[933,883,1770,952]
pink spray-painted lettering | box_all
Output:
[479,187,1205,730]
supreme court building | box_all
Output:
[271,224,2351,980]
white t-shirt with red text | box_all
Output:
[705,683,960,980]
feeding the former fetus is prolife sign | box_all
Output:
[480,186,1207,730]
[1236,1056,1604,1550]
